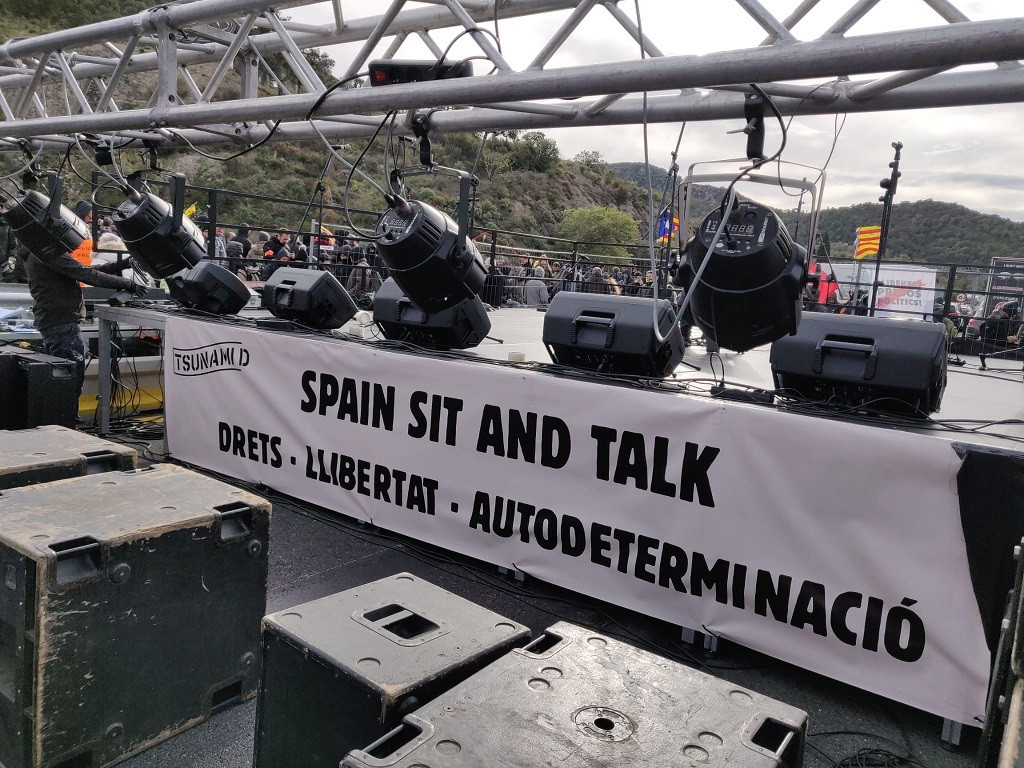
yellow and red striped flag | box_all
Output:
[855,225,881,260]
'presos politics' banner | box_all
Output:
[164,316,989,723]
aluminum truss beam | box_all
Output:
[0,0,1021,153]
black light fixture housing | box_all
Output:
[374,199,486,313]
[112,174,250,315]
[367,59,473,87]
[373,277,490,350]
[112,184,205,278]
[0,177,88,261]
[684,201,807,352]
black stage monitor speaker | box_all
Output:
[770,313,948,416]
[0,348,78,430]
[168,261,251,315]
[373,277,490,350]
[543,292,685,377]
[262,268,357,329]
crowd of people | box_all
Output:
[192,218,382,304]
[3,199,1021,397]
[480,254,665,309]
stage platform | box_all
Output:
[106,308,1024,768]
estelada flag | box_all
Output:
[657,211,679,244]
[855,225,881,260]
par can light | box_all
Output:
[686,201,807,352]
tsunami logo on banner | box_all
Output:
[163,316,990,724]
[171,341,251,376]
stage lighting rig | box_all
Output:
[111,173,206,279]
[683,200,807,353]
[373,158,486,314]
[0,175,89,261]
[112,173,250,315]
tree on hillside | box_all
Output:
[558,207,639,258]
[573,150,605,170]
[507,132,561,173]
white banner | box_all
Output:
[834,263,938,318]
[164,316,989,723]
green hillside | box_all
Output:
[611,162,1024,265]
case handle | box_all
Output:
[813,337,878,380]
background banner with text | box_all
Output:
[164,316,989,723]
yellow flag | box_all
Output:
[855,225,881,260]
[184,202,197,219]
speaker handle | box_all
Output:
[813,337,878,380]
[570,311,615,348]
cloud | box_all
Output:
[287,1,1022,220]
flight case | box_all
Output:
[0,464,270,768]
[0,425,136,489]
[345,621,807,768]
[254,572,530,768]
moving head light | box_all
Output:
[686,201,807,352]
[112,175,250,315]
[112,191,206,278]
[0,187,88,261]
[374,200,486,313]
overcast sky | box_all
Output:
[290,0,1023,221]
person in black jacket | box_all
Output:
[227,224,252,277]
[23,242,143,397]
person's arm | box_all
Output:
[39,251,135,290]
[93,257,128,275]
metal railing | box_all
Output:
[2,178,1021,356]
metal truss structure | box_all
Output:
[0,0,1022,154]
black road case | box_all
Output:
[345,621,807,768]
[0,426,136,490]
[0,349,78,431]
[254,572,530,768]
[0,464,270,768]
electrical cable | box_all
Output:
[0,145,42,183]
[342,111,397,239]
[168,121,283,162]
[309,121,390,201]
[305,72,369,121]
[435,26,503,65]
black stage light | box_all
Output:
[543,292,684,377]
[685,201,807,352]
[112,191,206,278]
[373,277,490,350]
[262,268,357,329]
[0,188,89,261]
[374,201,487,313]
[166,262,251,316]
